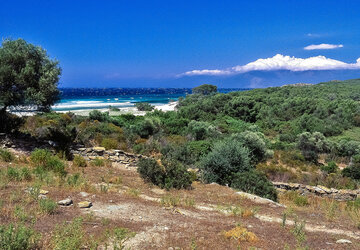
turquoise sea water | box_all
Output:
[52,88,247,112]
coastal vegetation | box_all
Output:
[1,40,360,248]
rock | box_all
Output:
[93,147,105,153]
[58,198,73,206]
[79,192,89,197]
[78,201,92,208]
[39,189,49,195]
[38,194,47,199]
[236,191,286,208]
[336,239,352,244]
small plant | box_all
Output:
[14,206,31,223]
[190,238,198,250]
[108,227,136,250]
[160,194,180,207]
[7,167,21,181]
[73,155,87,168]
[51,217,84,250]
[183,197,195,207]
[0,148,14,162]
[291,218,306,247]
[92,157,105,167]
[39,199,58,215]
[126,188,140,197]
[100,184,109,193]
[66,173,86,188]
[283,191,309,207]
[0,224,40,250]
[323,199,339,221]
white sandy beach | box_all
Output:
[10,101,178,117]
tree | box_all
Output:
[192,84,217,95]
[0,38,61,114]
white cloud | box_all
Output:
[180,54,360,76]
[304,44,343,50]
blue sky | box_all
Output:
[1,0,360,88]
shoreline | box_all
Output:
[10,101,178,117]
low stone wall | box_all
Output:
[273,182,360,201]
[71,147,146,167]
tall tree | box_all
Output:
[0,38,61,114]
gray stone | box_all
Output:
[58,198,73,206]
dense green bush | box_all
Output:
[137,158,165,187]
[230,170,278,201]
[0,224,39,250]
[6,167,32,182]
[233,131,272,164]
[137,158,192,189]
[199,138,251,185]
[0,148,14,162]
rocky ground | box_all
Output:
[1,144,360,249]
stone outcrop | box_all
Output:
[273,182,360,201]
[71,147,147,167]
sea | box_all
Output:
[52,88,248,112]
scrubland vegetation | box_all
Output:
[2,39,360,247]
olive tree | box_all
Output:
[0,38,61,114]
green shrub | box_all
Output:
[52,217,84,250]
[0,148,14,162]
[73,155,87,168]
[89,110,110,122]
[321,161,338,174]
[187,120,219,140]
[163,160,192,190]
[230,170,278,201]
[342,155,360,180]
[39,199,58,214]
[199,138,251,185]
[137,158,192,190]
[0,224,39,250]
[7,167,21,181]
[108,227,136,249]
[30,149,66,176]
[92,157,105,167]
[135,102,154,111]
[7,167,32,182]
[66,173,83,187]
[297,132,329,163]
[233,131,272,164]
[137,158,165,187]
[283,191,309,206]
[101,137,118,150]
